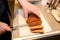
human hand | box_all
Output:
[22,2,40,20]
[0,22,11,35]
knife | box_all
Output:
[10,24,28,31]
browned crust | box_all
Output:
[26,13,42,27]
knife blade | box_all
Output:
[10,24,28,31]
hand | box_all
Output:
[0,22,11,35]
[22,2,40,20]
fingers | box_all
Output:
[30,25,43,30]
[0,22,11,32]
[0,26,11,35]
[2,22,11,31]
[4,25,12,31]
[33,10,40,18]
[0,26,5,35]
[0,22,12,35]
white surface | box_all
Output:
[17,9,52,37]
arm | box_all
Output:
[18,0,40,20]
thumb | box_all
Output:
[24,10,28,20]
[5,26,12,31]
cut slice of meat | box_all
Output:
[30,25,43,30]
[31,29,44,34]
